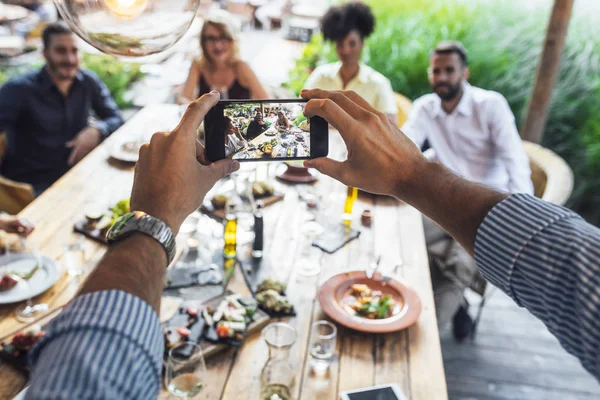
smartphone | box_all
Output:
[204,99,328,162]
[339,384,407,400]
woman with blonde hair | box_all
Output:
[179,10,268,102]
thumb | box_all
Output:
[304,158,345,181]
[209,159,240,180]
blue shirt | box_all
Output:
[23,194,600,399]
[0,67,123,191]
[476,194,600,381]
[26,290,163,400]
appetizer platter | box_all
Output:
[162,291,271,360]
[201,181,284,220]
[74,199,130,244]
[318,271,421,333]
[254,278,295,317]
[0,323,45,374]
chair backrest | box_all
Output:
[523,141,574,206]
[394,92,413,128]
[227,1,253,18]
[0,175,35,215]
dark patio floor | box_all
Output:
[441,288,600,400]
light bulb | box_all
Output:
[53,0,200,57]
[104,0,148,18]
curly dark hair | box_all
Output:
[321,2,375,42]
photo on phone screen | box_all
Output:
[204,100,328,162]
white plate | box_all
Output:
[0,254,61,304]
[110,141,146,163]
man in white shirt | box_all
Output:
[402,41,533,339]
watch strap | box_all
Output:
[106,211,176,265]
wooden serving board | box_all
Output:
[200,193,284,220]
[203,302,270,359]
[73,220,108,245]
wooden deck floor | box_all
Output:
[441,289,600,400]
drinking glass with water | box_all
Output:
[166,342,206,399]
[309,320,337,376]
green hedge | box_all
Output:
[286,0,600,224]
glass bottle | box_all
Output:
[223,203,237,259]
[252,204,264,259]
[343,186,358,226]
[260,323,297,400]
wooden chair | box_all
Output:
[226,0,254,30]
[394,92,413,128]
[469,141,574,339]
[0,175,35,215]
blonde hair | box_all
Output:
[197,10,240,71]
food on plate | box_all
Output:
[203,294,256,341]
[163,306,205,351]
[0,264,39,292]
[0,274,18,291]
[256,277,286,295]
[0,230,25,253]
[251,181,275,198]
[83,198,130,233]
[256,289,293,314]
[254,278,294,316]
[121,141,145,155]
[84,207,105,222]
[1,324,45,358]
[262,144,273,155]
[298,120,310,131]
[342,283,400,320]
[11,324,45,351]
[211,194,229,209]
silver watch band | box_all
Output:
[106,211,176,265]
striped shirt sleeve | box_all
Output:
[475,193,600,381]
[25,290,163,400]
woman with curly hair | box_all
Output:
[304,2,397,126]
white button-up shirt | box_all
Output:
[304,61,397,115]
[402,83,533,194]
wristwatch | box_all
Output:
[106,211,176,265]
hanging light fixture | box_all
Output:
[53,0,200,57]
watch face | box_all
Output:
[107,212,136,242]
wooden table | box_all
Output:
[0,104,447,400]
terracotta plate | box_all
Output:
[318,271,422,333]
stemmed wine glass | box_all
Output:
[166,342,207,399]
[13,239,49,322]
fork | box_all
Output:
[366,254,382,279]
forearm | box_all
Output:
[79,234,167,313]
[95,114,124,138]
[398,160,508,254]
[474,194,600,381]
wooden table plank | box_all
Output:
[399,206,448,400]
[0,106,447,400]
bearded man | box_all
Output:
[402,41,533,339]
[0,22,123,194]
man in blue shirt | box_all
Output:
[23,91,600,399]
[0,22,123,194]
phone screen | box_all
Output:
[346,387,401,400]
[204,100,327,162]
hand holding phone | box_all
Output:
[204,99,328,162]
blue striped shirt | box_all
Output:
[26,290,163,400]
[476,193,600,381]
